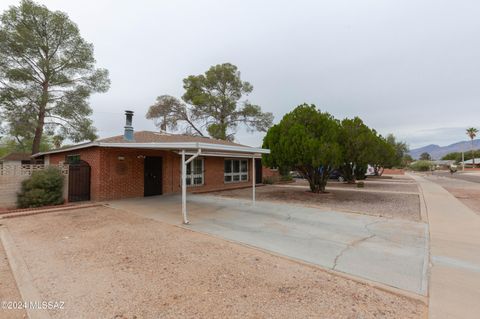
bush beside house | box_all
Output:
[17,167,64,208]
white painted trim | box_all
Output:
[224,159,249,183]
[33,141,269,157]
[177,151,263,159]
[181,150,189,224]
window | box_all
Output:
[186,158,204,186]
[66,154,80,164]
[224,159,248,183]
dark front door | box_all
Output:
[144,157,163,196]
[255,158,262,184]
[68,160,91,202]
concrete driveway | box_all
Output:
[109,194,428,295]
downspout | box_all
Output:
[181,147,202,224]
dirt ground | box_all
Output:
[424,175,480,216]
[211,180,421,221]
[0,239,27,319]
[1,206,426,319]
[327,179,419,193]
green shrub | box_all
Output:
[409,160,433,172]
[17,167,64,208]
[280,174,293,182]
[263,176,275,184]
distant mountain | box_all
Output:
[409,139,480,160]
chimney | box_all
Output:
[124,110,134,141]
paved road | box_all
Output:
[432,170,480,184]
[110,194,428,295]
[410,173,480,319]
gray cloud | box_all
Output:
[1,0,479,149]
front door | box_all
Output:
[255,158,262,184]
[144,157,163,196]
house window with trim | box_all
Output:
[186,158,204,186]
[224,159,248,183]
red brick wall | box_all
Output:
[382,168,405,175]
[262,167,280,181]
[48,147,253,201]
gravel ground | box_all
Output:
[212,184,421,221]
[423,175,480,216]
[324,180,419,193]
[2,206,426,319]
[0,239,27,319]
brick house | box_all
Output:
[33,111,270,222]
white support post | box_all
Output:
[181,150,189,224]
[181,148,201,224]
[252,156,256,205]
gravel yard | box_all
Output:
[2,206,426,319]
[424,175,480,216]
[211,183,421,221]
[327,180,419,193]
[0,240,27,319]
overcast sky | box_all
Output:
[2,0,479,149]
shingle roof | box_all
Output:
[0,152,31,161]
[97,131,248,147]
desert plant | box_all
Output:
[262,176,275,184]
[409,160,433,172]
[466,127,478,166]
[17,167,64,208]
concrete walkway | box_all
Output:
[410,174,480,319]
[109,194,428,295]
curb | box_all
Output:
[0,204,103,219]
[0,226,51,319]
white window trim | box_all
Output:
[224,159,249,183]
[186,158,204,187]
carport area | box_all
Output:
[109,194,428,295]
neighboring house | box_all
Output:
[432,160,455,170]
[0,152,32,166]
[463,158,480,168]
[33,111,270,207]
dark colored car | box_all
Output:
[329,169,345,182]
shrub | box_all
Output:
[409,160,432,172]
[263,176,275,184]
[280,174,293,182]
[17,167,65,208]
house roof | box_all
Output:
[33,130,269,157]
[98,131,247,147]
[463,158,480,164]
[0,152,32,162]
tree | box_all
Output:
[370,133,396,176]
[338,117,378,182]
[386,134,409,167]
[262,104,342,193]
[442,150,480,163]
[147,63,273,141]
[145,95,204,135]
[0,0,110,155]
[419,152,431,161]
[402,154,414,166]
[466,127,478,166]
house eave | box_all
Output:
[32,141,270,157]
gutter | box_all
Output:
[33,141,270,157]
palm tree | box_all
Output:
[466,127,478,166]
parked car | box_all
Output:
[329,169,345,182]
[290,170,304,179]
